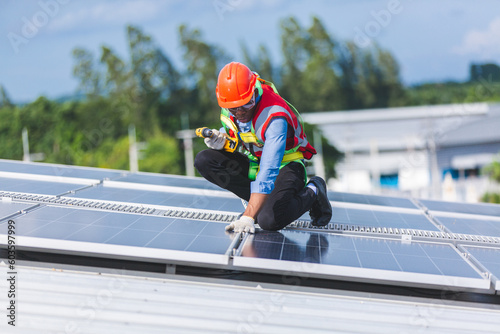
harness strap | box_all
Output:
[247,151,304,181]
[221,114,238,134]
[239,131,260,144]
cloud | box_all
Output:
[47,0,172,33]
[453,16,500,58]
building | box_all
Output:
[303,102,500,202]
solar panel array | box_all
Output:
[1,158,499,293]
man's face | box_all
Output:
[228,92,256,123]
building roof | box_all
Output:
[1,263,499,334]
[302,103,500,153]
[1,159,500,332]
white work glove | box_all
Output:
[204,129,226,150]
[226,215,255,233]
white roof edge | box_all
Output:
[302,102,490,124]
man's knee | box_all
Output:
[194,149,213,174]
[257,210,283,231]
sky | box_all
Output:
[1,0,500,103]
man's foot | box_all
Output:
[307,176,332,227]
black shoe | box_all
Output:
[307,176,332,227]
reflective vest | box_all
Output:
[220,79,316,180]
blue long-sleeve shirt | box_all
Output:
[236,118,287,195]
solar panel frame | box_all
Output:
[0,201,37,222]
[459,245,500,291]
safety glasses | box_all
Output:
[228,93,256,114]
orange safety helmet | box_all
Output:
[216,62,258,109]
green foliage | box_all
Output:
[482,159,500,183]
[302,122,343,180]
[241,43,276,83]
[178,24,229,128]
[405,81,500,106]
[480,157,500,204]
[481,192,500,204]
[277,16,406,112]
[0,85,13,108]
[140,134,182,174]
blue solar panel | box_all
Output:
[0,159,125,180]
[113,173,222,191]
[329,206,439,231]
[329,191,418,209]
[64,184,243,212]
[4,205,236,260]
[434,215,500,238]
[234,230,487,289]
[0,201,35,222]
[1,159,497,292]
[421,199,500,217]
[0,177,86,196]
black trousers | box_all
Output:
[194,149,316,231]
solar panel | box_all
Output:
[0,159,126,180]
[329,191,418,209]
[0,177,87,196]
[0,201,35,222]
[64,184,243,212]
[460,245,500,291]
[233,230,488,290]
[434,215,500,238]
[113,173,222,191]
[421,199,500,217]
[329,206,439,231]
[7,205,236,264]
[2,159,499,294]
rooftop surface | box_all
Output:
[0,158,499,332]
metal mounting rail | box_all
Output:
[2,190,500,246]
[0,191,156,215]
[286,220,500,245]
[162,209,237,222]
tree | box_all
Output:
[278,16,406,112]
[178,24,229,128]
[241,43,276,84]
[301,17,342,111]
[481,156,500,204]
[0,85,13,108]
[279,17,309,111]
[72,48,102,97]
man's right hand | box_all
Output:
[204,129,226,150]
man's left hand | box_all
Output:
[226,215,255,233]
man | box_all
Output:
[194,62,332,233]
